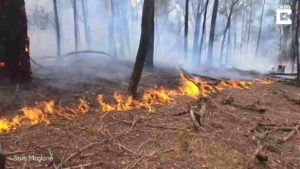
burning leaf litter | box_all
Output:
[0,76,272,133]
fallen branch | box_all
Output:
[63,131,128,163]
[246,131,270,169]
[144,123,189,131]
[62,162,108,169]
[278,125,300,143]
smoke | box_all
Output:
[24,0,285,82]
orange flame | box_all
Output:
[0,76,272,133]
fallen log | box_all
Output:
[41,50,114,59]
[268,73,297,76]
[179,68,224,81]
[63,50,114,58]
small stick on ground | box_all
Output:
[144,123,189,131]
[278,125,300,143]
[246,131,270,169]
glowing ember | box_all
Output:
[0,75,273,133]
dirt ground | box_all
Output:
[0,69,300,169]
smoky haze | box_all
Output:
[24,0,284,82]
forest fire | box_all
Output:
[0,76,272,134]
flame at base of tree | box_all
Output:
[0,76,272,133]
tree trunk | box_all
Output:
[81,0,91,49]
[128,0,155,96]
[193,1,202,57]
[255,0,266,58]
[53,0,61,56]
[145,10,154,68]
[296,0,300,83]
[72,0,79,51]
[184,0,190,57]
[291,0,297,73]
[199,0,209,63]
[219,0,238,65]
[207,0,219,65]
[1,0,32,82]
[108,0,117,57]
[246,6,252,48]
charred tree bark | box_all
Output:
[219,0,238,65]
[198,0,209,63]
[207,0,219,65]
[0,0,32,82]
[255,0,266,58]
[81,0,91,49]
[145,10,154,68]
[128,0,155,96]
[184,0,190,57]
[72,0,79,51]
[53,0,61,56]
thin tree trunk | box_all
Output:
[233,13,237,58]
[226,24,231,64]
[81,0,91,49]
[255,0,266,58]
[219,0,238,65]
[108,0,117,57]
[246,5,252,47]
[72,0,79,51]
[291,0,297,73]
[296,0,300,83]
[193,0,202,57]
[128,0,155,96]
[199,0,209,63]
[53,0,61,56]
[184,0,190,57]
[207,0,219,65]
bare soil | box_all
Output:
[0,70,300,169]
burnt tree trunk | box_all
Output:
[72,0,79,51]
[128,0,154,96]
[145,0,154,68]
[0,0,32,82]
[198,0,209,63]
[81,0,91,49]
[184,0,190,57]
[207,0,219,65]
[255,0,266,58]
[53,0,61,56]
